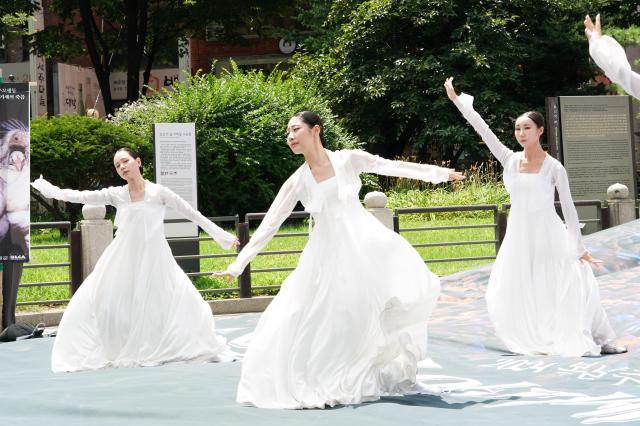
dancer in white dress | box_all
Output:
[444,78,626,356]
[214,111,465,409]
[31,148,238,372]
[585,14,640,99]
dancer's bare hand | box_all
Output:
[580,251,603,268]
[448,170,465,181]
[584,14,601,41]
[444,77,458,101]
[212,270,235,283]
[231,238,240,248]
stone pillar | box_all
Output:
[79,205,113,280]
[364,191,394,230]
[606,183,636,227]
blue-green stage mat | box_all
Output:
[1,221,639,425]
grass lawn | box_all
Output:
[17,212,497,310]
[18,228,72,310]
[18,165,508,310]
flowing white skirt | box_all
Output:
[237,195,440,409]
[51,221,227,372]
[487,206,615,356]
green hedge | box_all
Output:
[30,114,150,224]
[111,65,360,216]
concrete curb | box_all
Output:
[207,296,273,315]
[16,296,274,327]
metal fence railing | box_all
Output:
[236,211,310,298]
[165,215,240,296]
[394,204,500,265]
[14,199,614,306]
[18,221,75,306]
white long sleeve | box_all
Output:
[159,186,237,250]
[553,163,587,258]
[31,177,116,205]
[452,93,514,167]
[589,33,640,99]
[349,150,451,184]
[226,173,300,277]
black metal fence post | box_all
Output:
[236,222,252,298]
[496,209,508,251]
[393,215,400,233]
[601,206,610,230]
[69,229,83,295]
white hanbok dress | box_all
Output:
[227,149,450,409]
[31,178,237,372]
[453,94,616,356]
[589,33,640,99]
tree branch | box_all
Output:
[78,0,106,74]
[88,9,111,64]
[141,33,159,96]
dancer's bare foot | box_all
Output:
[601,343,628,355]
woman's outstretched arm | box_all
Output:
[348,149,464,183]
[220,172,301,278]
[586,14,640,100]
[160,186,239,250]
[31,176,116,206]
[444,77,514,167]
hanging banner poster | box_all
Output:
[0,83,30,262]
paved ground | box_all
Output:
[1,220,639,425]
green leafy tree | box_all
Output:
[607,26,640,45]
[591,0,639,28]
[29,0,290,115]
[111,66,361,216]
[0,0,38,60]
[603,1,640,48]
[290,0,619,167]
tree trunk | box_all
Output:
[126,0,149,102]
[140,35,159,97]
[78,0,115,116]
[450,146,463,169]
[392,116,420,159]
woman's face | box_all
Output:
[113,151,141,181]
[514,116,543,148]
[286,117,319,155]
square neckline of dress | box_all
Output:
[517,152,550,175]
[126,180,148,203]
[316,175,336,185]
[305,153,337,185]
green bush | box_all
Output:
[30,114,151,224]
[387,161,509,221]
[111,64,360,216]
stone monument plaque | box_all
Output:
[545,95,636,234]
[153,122,200,272]
[558,96,635,201]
